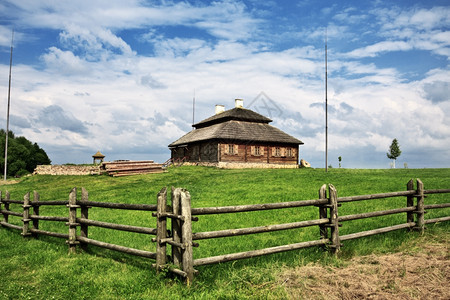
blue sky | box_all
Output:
[0,0,449,168]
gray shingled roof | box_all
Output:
[193,107,272,129]
[169,120,303,147]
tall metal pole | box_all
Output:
[4,29,14,181]
[325,28,328,173]
[192,89,195,127]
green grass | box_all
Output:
[0,167,449,299]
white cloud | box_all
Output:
[380,6,450,31]
[351,6,450,59]
[346,41,412,58]
[59,25,134,58]
[423,81,450,103]
[41,47,90,74]
[0,25,13,47]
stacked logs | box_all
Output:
[101,161,166,177]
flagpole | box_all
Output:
[192,89,196,126]
[4,29,13,181]
[325,28,328,172]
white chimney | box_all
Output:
[215,104,225,114]
[235,98,244,108]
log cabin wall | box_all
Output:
[172,141,220,163]
[219,143,298,165]
[192,141,219,162]
[171,147,186,160]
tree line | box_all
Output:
[0,130,51,177]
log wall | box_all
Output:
[218,142,298,165]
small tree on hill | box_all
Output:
[387,138,401,168]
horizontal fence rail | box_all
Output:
[193,239,329,267]
[77,218,157,235]
[192,218,329,240]
[76,200,156,211]
[77,236,156,259]
[338,206,417,222]
[337,190,416,203]
[1,178,449,285]
[191,198,328,215]
[339,222,417,242]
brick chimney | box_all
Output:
[235,98,244,108]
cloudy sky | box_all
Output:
[0,0,449,168]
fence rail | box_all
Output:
[0,178,449,285]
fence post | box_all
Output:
[415,179,425,234]
[0,191,2,224]
[328,184,340,253]
[318,184,328,242]
[2,191,10,224]
[80,188,89,251]
[67,188,79,254]
[3,191,11,223]
[171,187,182,267]
[406,179,414,229]
[22,192,32,237]
[155,187,168,271]
[32,191,40,238]
[180,189,194,285]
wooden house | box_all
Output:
[168,99,304,168]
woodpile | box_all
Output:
[101,160,166,177]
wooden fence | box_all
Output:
[1,179,449,285]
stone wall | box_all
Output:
[217,162,299,169]
[34,165,101,175]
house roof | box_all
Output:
[169,120,303,147]
[193,107,272,129]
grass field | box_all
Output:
[0,167,449,299]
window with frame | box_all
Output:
[275,147,281,157]
[251,145,264,156]
[225,144,238,155]
[228,144,234,155]
[286,148,292,157]
[254,146,261,156]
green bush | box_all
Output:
[0,130,51,177]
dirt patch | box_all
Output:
[0,180,20,185]
[277,237,449,299]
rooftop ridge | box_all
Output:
[193,107,272,129]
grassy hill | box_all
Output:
[1,167,449,299]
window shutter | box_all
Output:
[234,144,238,155]
[260,146,264,156]
[224,144,228,154]
[281,147,286,157]
[251,146,255,156]
[271,147,275,157]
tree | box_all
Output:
[0,129,51,177]
[387,138,401,168]
[338,156,342,168]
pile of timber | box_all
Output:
[101,160,166,177]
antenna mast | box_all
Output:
[325,28,328,173]
[192,89,195,126]
[4,29,14,181]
